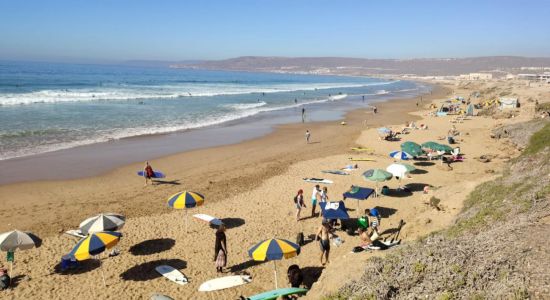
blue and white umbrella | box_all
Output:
[389,150,413,160]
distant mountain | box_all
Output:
[123,60,202,68]
[171,56,550,76]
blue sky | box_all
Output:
[1,0,549,62]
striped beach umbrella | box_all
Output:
[167,191,205,209]
[167,191,205,232]
[248,238,300,289]
[69,231,122,261]
[79,213,125,235]
[389,150,413,160]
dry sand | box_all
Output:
[0,79,547,299]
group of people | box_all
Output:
[293,185,329,221]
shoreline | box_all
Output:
[0,84,448,236]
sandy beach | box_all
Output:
[1,79,548,299]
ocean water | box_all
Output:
[0,61,427,160]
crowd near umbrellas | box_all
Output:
[401,141,424,157]
[389,150,413,160]
[167,191,205,232]
[69,231,122,286]
[248,238,300,289]
[79,213,125,235]
[422,141,453,153]
[0,230,41,284]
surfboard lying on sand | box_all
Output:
[303,178,333,184]
[155,265,188,285]
[137,171,166,178]
[247,287,309,300]
[150,294,174,300]
[322,170,349,175]
[348,158,376,162]
[198,275,252,292]
[193,214,223,226]
[351,240,401,253]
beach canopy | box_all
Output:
[401,141,424,156]
[248,238,300,261]
[0,230,41,252]
[79,213,125,235]
[69,231,122,261]
[362,169,393,182]
[319,201,350,219]
[343,186,375,200]
[167,191,205,209]
[386,163,416,178]
[389,150,413,160]
[422,141,453,153]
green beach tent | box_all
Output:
[422,142,453,153]
[401,141,424,157]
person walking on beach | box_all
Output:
[305,130,311,144]
[294,189,306,221]
[301,107,306,122]
[214,225,227,273]
[316,220,333,265]
[143,161,155,186]
[311,184,321,217]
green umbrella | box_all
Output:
[422,142,453,153]
[401,141,424,156]
[362,169,393,182]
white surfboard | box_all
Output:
[303,178,333,184]
[193,214,223,226]
[150,294,174,300]
[198,275,252,292]
[155,265,188,285]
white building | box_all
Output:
[459,73,493,80]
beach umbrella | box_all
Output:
[401,141,424,157]
[167,191,205,232]
[69,231,122,287]
[79,213,125,235]
[343,186,375,216]
[363,169,392,195]
[386,163,416,178]
[0,230,41,284]
[248,238,300,289]
[422,142,453,153]
[319,201,350,219]
[389,150,413,160]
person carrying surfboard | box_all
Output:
[143,161,155,186]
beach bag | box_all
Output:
[296,232,304,246]
[0,274,10,290]
[293,195,298,204]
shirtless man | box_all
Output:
[316,220,334,265]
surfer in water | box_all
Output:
[302,107,306,122]
[143,161,155,186]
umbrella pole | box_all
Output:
[273,260,278,289]
[9,260,13,286]
[99,257,106,287]
[185,210,189,233]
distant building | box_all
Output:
[505,74,516,80]
[459,73,493,80]
[517,72,550,81]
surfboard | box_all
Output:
[137,170,166,178]
[198,275,252,292]
[150,294,174,300]
[193,214,223,226]
[247,287,308,300]
[303,178,333,184]
[155,265,188,285]
[348,158,376,162]
[321,170,349,175]
[350,147,373,152]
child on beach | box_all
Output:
[311,185,321,217]
[316,219,334,266]
[305,130,311,144]
[294,189,306,221]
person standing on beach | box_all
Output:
[301,107,306,122]
[214,225,227,273]
[311,184,321,217]
[320,187,329,217]
[295,98,298,104]
[373,106,378,114]
[143,161,155,186]
[294,189,306,221]
[305,130,311,144]
[362,95,365,102]
[316,220,333,265]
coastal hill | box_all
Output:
[170,56,550,76]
